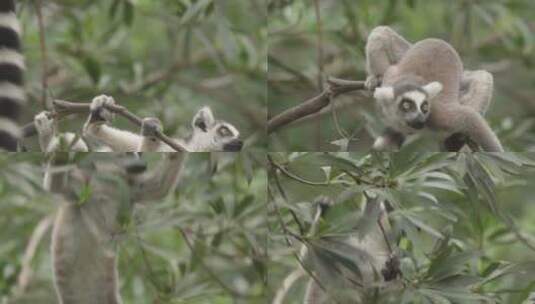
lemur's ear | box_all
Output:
[192,106,215,132]
[373,86,394,101]
[422,81,443,99]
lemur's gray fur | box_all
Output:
[48,153,185,304]
[366,26,502,152]
[83,95,243,152]
[273,195,396,304]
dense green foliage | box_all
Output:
[0,152,267,303]
[268,152,535,303]
[268,0,535,151]
[18,0,266,151]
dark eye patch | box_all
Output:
[217,126,232,137]
[420,101,429,113]
[399,98,415,112]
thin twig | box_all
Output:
[267,77,368,134]
[270,157,330,186]
[21,100,186,151]
[313,0,325,149]
[35,0,48,109]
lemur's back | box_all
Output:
[52,205,121,304]
[384,38,463,103]
[52,179,124,304]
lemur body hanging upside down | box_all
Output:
[38,94,243,303]
[83,95,243,152]
[366,26,502,152]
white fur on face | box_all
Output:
[400,90,426,109]
[189,122,240,151]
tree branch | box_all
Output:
[22,100,186,152]
[267,77,368,134]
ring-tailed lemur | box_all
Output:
[366,26,502,152]
[47,153,186,304]
[273,195,398,304]
[0,0,24,151]
[34,111,88,152]
[83,95,243,152]
[46,95,242,303]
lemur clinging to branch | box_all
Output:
[273,195,399,304]
[47,153,186,304]
[34,111,88,152]
[83,95,243,152]
[42,94,243,303]
[366,26,502,152]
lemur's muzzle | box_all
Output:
[223,140,243,151]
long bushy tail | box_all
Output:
[0,0,24,151]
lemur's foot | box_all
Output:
[365,75,381,91]
[88,95,115,124]
[140,117,163,137]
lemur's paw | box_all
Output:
[89,95,115,123]
[34,111,54,133]
[140,117,163,137]
[365,75,381,91]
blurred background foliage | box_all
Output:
[0,152,267,303]
[268,152,535,303]
[17,0,266,151]
[268,0,535,151]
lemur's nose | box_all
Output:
[223,139,243,151]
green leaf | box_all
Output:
[82,56,101,84]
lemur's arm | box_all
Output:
[131,153,187,203]
[83,95,142,152]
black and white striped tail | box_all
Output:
[0,0,24,151]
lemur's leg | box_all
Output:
[442,133,469,152]
[131,153,187,203]
[459,70,494,115]
[443,70,494,151]
[83,95,141,152]
[372,127,405,151]
[438,105,503,152]
[365,26,411,90]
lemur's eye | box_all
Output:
[399,98,414,112]
[420,101,429,113]
[217,126,232,137]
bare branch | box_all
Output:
[35,0,48,109]
[22,100,186,152]
[267,77,368,134]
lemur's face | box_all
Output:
[395,90,430,130]
[374,81,442,130]
[34,111,55,135]
[191,106,242,151]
